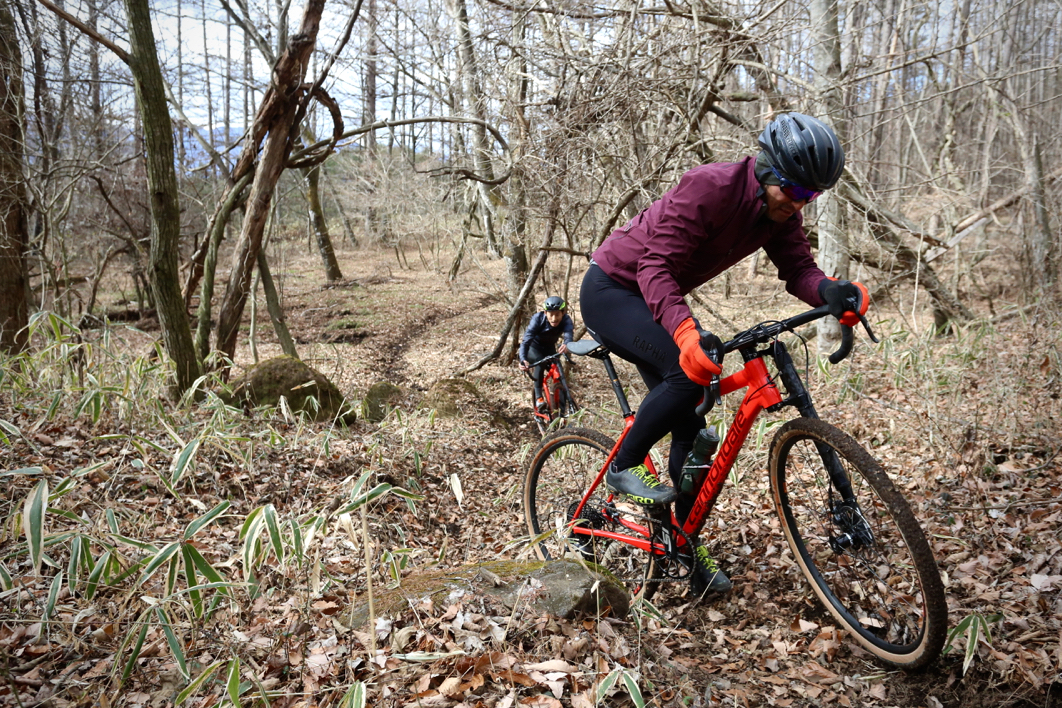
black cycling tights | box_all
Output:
[580,264,705,522]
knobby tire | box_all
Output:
[768,417,947,670]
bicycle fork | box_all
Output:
[772,343,858,505]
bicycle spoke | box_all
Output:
[524,428,664,596]
[770,418,946,669]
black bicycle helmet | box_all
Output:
[543,296,567,311]
[758,113,845,191]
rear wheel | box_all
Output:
[769,417,947,670]
[523,427,661,596]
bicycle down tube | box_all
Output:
[564,348,783,554]
[564,309,865,556]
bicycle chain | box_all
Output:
[570,501,698,585]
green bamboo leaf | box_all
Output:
[155,607,189,679]
[0,418,21,441]
[48,507,89,524]
[339,681,366,708]
[166,553,181,596]
[139,542,181,586]
[106,508,119,534]
[389,487,425,501]
[226,657,241,705]
[50,464,105,500]
[339,483,392,514]
[157,418,186,448]
[182,544,204,618]
[67,535,82,589]
[183,543,231,615]
[241,513,267,580]
[49,477,78,499]
[596,669,621,702]
[348,470,373,499]
[175,581,240,595]
[109,555,147,587]
[132,434,170,455]
[111,534,160,553]
[170,438,202,487]
[963,617,981,675]
[289,520,304,564]
[120,616,151,684]
[78,536,95,575]
[184,500,230,540]
[263,505,284,564]
[43,531,75,548]
[1,465,40,478]
[23,480,48,575]
[175,660,224,706]
[45,392,62,420]
[85,550,111,600]
[620,670,645,708]
[0,562,12,591]
[238,505,265,539]
[184,542,226,586]
[45,571,64,620]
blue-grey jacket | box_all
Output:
[519,312,574,363]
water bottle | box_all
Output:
[679,426,720,494]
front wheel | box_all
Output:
[769,417,947,670]
[523,427,661,597]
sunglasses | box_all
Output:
[771,167,822,203]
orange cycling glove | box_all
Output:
[819,277,869,327]
[674,318,722,386]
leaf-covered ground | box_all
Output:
[1,241,1061,708]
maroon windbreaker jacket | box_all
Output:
[590,157,827,337]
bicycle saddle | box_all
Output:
[567,338,609,358]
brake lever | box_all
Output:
[858,313,880,343]
[695,325,723,417]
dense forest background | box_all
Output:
[0,0,1059,362]
[0,0,1061,704]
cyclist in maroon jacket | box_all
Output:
[580,112,868,597]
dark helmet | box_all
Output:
[758,113,845,191]
[543,296,567,311]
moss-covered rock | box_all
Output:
[363,381,405,422]
[346,559,629,628]
[223,356,356,424]
[419,377,483,418]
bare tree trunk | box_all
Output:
[448,0,498,256]
[88,0,103,161]
[192,172,252,362]
[257,249,298,357]
[810,0,849,354]
[215,0,327,363]
[124,0,201,394]
[304,160,343,280]
[0,0,28,353]
[363,0,379,238]
[1028,134,1055,290]
[502,8,530,363]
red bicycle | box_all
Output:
[526,351,579,434]
[523,304,947,669]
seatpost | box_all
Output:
[600,354,634,418]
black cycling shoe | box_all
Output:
[689,545,733,596]
[605,462,678,506]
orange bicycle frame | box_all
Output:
[568,353,784,554]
